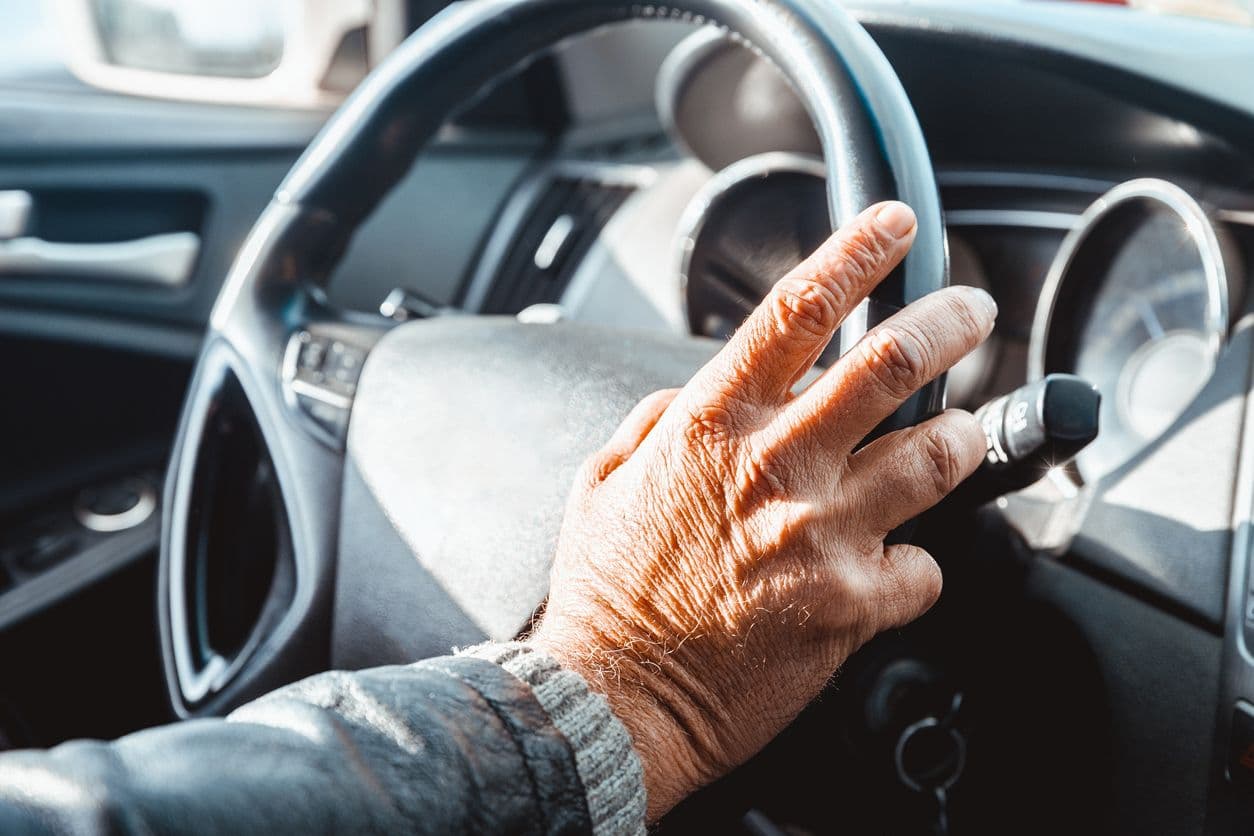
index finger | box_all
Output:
[684,201,918,409]
[781,285,997,455]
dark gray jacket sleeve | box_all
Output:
[0,648,645,835]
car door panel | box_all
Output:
[0,60,549,747]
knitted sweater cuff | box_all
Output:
[460,641,647,835]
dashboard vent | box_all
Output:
[482,175,635,314]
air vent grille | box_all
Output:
[482,175,635,315]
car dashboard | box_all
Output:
[420,1,1254,629]
[3,1,1254,833]
[338,4,1254,831]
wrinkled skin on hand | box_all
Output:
[529,202,998,821]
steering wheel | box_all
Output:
[158,0,947,717]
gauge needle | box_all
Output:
[1138,299,1166,341]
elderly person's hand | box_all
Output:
[530,201,997,821]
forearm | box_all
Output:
[0,653,640,835]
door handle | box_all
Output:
[0,231,200,287]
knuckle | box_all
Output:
[771,277,846,339]
[683,403,737,449]
[859,327,930,399]
[921,425,964,497]
[833,226,892,288]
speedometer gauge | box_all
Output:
[1030,179,1239,481]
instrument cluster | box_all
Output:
[1031,179,1240,482]
[680,170,1244,487]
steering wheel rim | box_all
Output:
[160,0,948,717]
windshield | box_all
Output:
[1062,0,1254,25]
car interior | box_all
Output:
[3,0,1254,832]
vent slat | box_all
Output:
[482,175,635,315]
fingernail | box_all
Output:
[875,201,916,239]
[961,286,999,319]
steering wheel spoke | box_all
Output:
[281,322,387,450]
[161,206,391,715]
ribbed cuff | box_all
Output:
[460,642,646,835]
